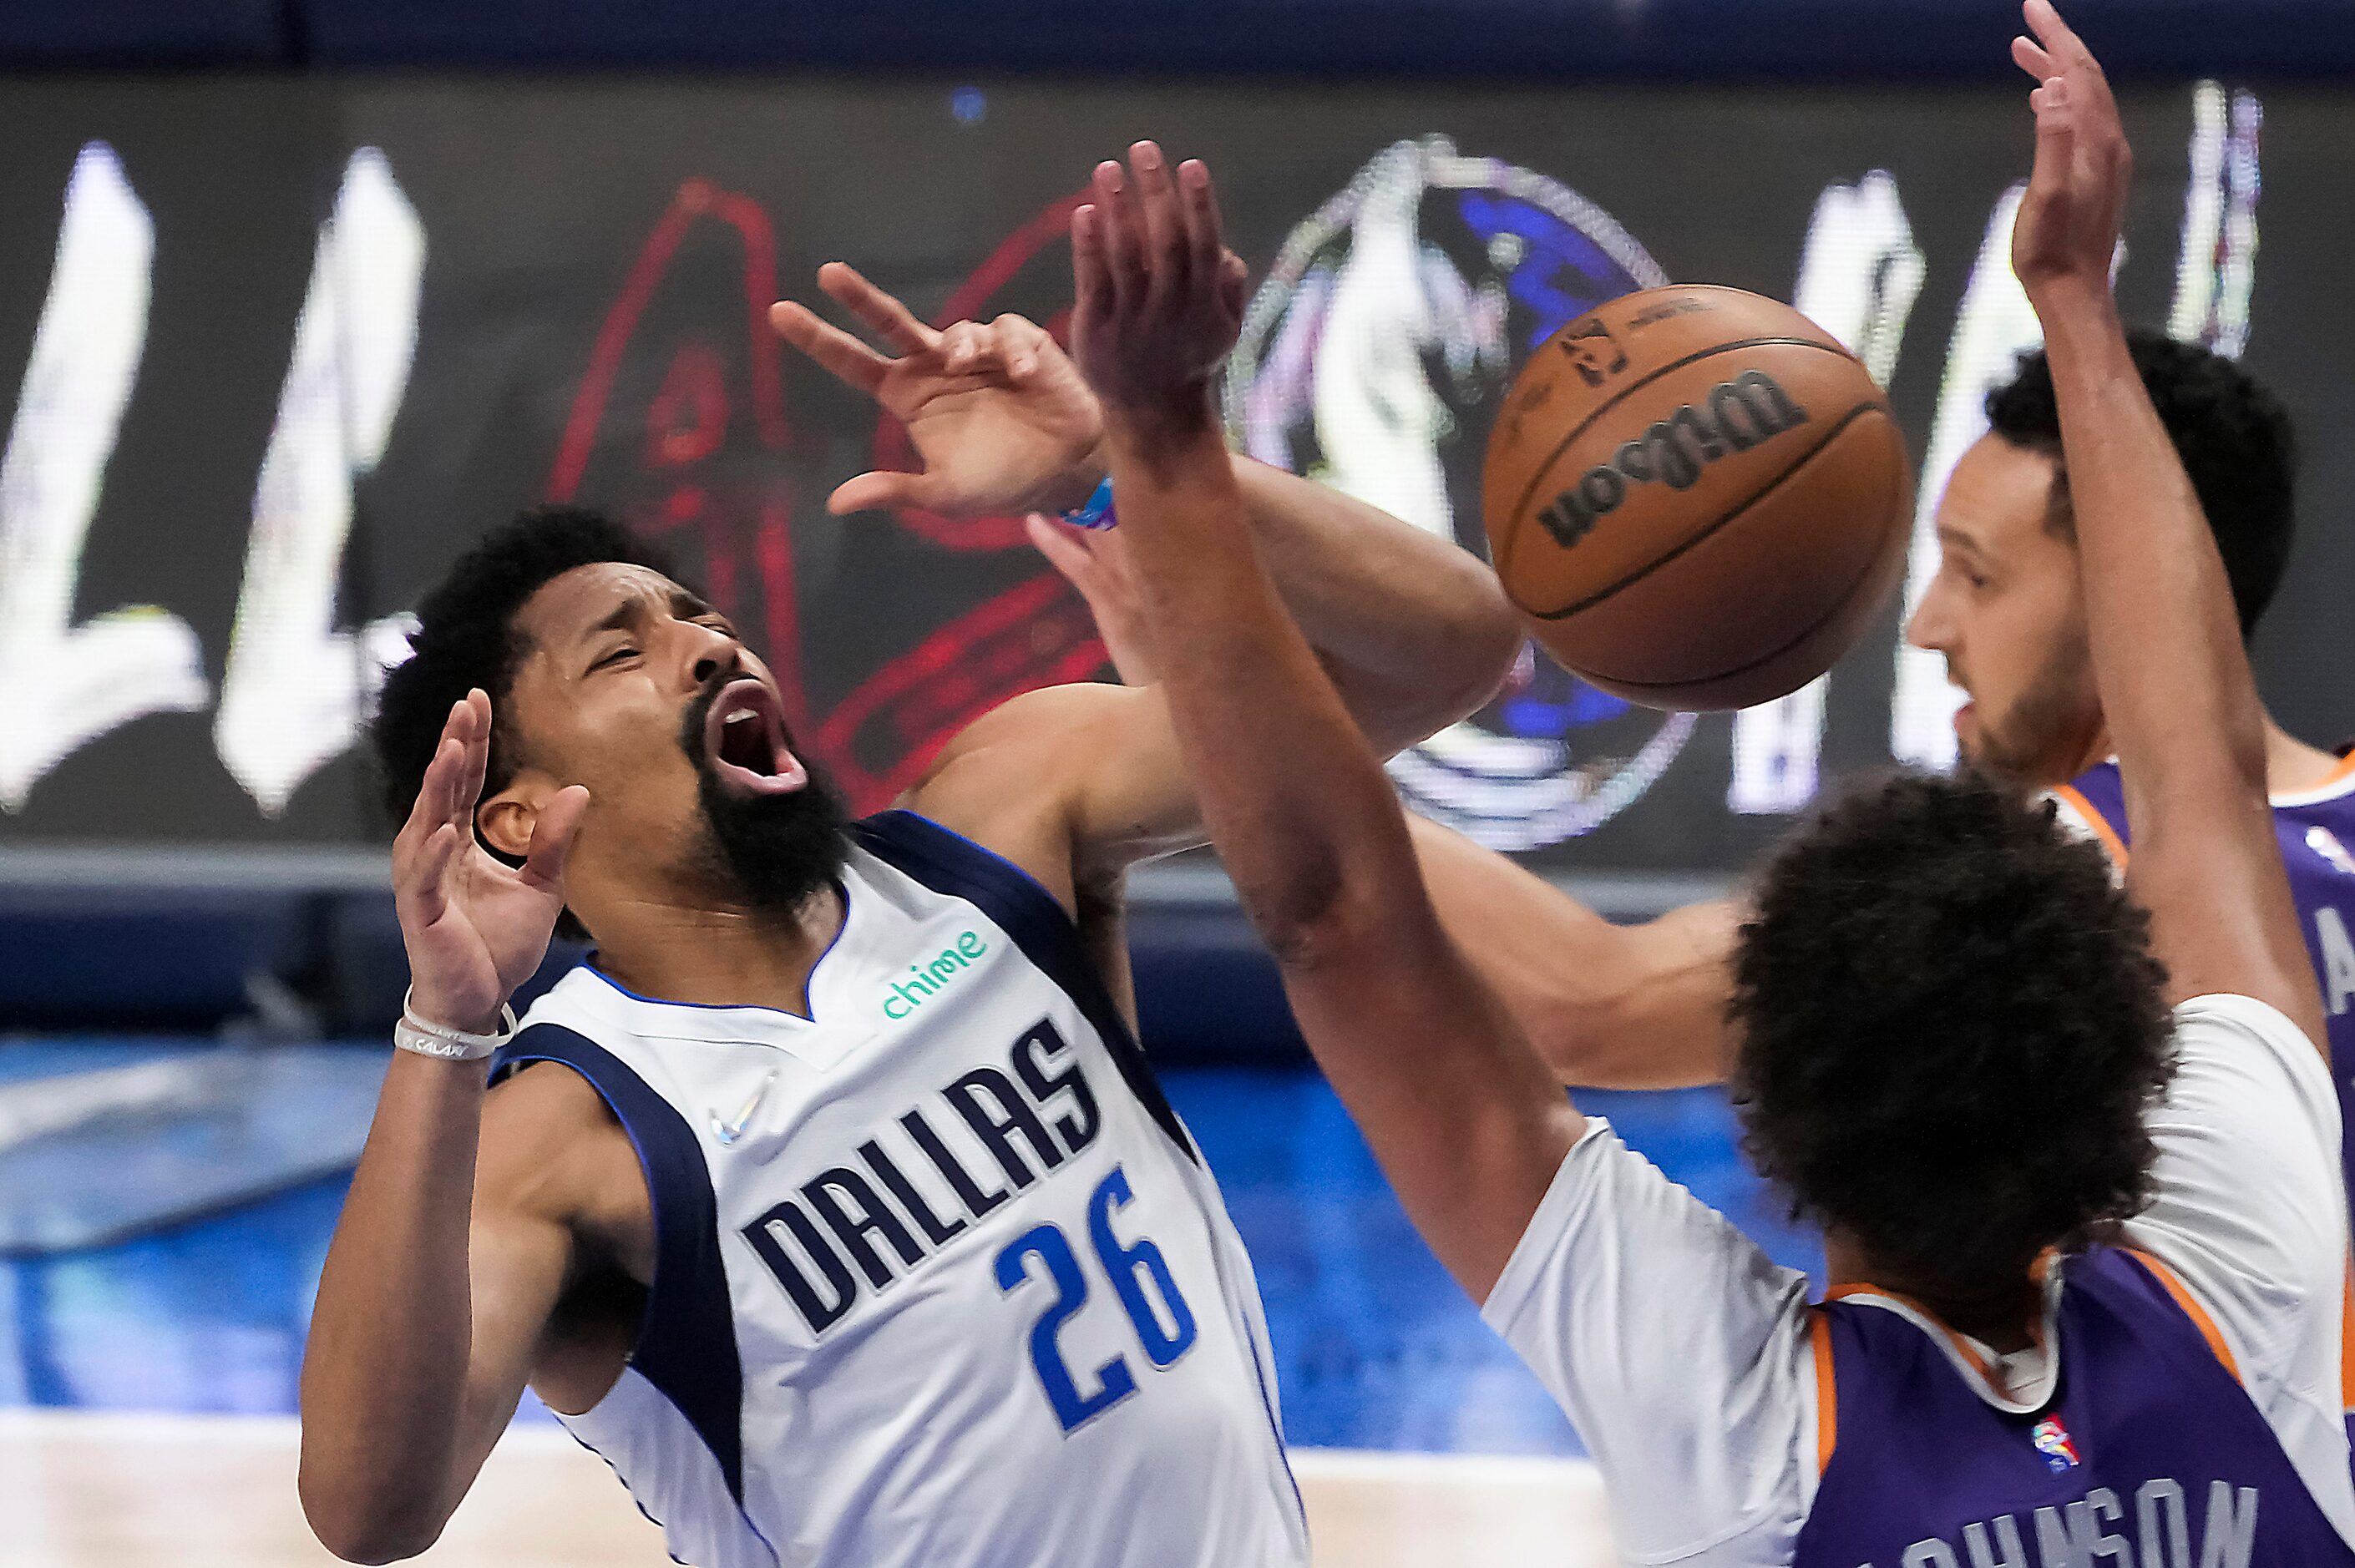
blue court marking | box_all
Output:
[0,1039,1820,1455]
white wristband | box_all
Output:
[394,987,518,1062]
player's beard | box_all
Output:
[1957,633,2100,791]
[678,682,850,916]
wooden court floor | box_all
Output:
[0,1411,1619,1567]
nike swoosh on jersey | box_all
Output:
[712,1070,778,1146]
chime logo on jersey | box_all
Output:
[2307,826,2355,879]
[2032,1414,2081,1474]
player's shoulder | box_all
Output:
[490,969,644,1141]
[478,973,645,1223]
[898,680,1152,910]
[2170,991,2334,1098]
[907,681,1147,802]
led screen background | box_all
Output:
[0,77,2349,874]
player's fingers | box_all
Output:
[400,716,463,845]
[991,315,1051,378]
[1219,250,1250,324]
[519,785,591,897]
[2024,0,2101,80]
[1178,160,1228,286]
[819,261,939,356]
[453,689,492,830]
[1092,160,1147,310]
[770,301,891,393]
[2011,35,2056,78]
[2021,0,2067,50]
[1128,142,1182,289]
[939,320,996,375]
[429,702,476,825]
[408,822,462,925]
[1071,203,1111,327]
[829,469,932,516]
[2028,76,2079,182]
[1026,512,1102,589]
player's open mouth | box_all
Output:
[703,678,808,796]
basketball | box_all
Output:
[1482,285,1913,711]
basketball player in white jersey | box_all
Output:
[294,261,1522,1565]
[1076,9,2352,1553]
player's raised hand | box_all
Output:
[2010,0,2130,302]
[772,263,1106,518]
[1069,143,1251,427]
[1025,513,1161,685]
[392,690,589,1035]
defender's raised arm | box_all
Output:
[2010,0,2324,1047]
[1067,143,1579,1301]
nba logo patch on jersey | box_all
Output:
[2031,1414,2080,1474]
[2307,826,2355,878]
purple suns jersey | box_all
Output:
[1799,1249,2355,1568]
[1484,989,2355,1565]
[2051,757,2355,1216]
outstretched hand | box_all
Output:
[393,690,588,1035]
[1069,143,1250,430]
[2009,0,2130,303]
[772,263,1106,518]
[1026,513,1160,685]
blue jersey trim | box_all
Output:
[1239,1292,1308,1530]
[489,1024,747,1503]
[849,808,1201,1166]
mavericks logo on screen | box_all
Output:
[1223,136,1697,854]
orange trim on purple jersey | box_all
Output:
[2340,1262,2355,1415]
[2125,1247,2240,1381]
[1824,1282,2008,1382]
[1810,1309,1839,1474]
[2049,782,2129,867]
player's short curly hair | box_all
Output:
[1729,770,2175,1298]
[371,505,682,849]
[1988,331,2297,637]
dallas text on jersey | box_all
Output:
[737,1014,1102,1335]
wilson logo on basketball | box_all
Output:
[1537,370,1811,549]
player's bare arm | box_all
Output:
[1011,310,1746,1091]
[1071,141,1579,1301]
[775,260,1522,911]
[2012,0,2325,1048]
[300,693,610,1564]
[1404,817,1741,1089]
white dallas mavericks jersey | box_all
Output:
[492,810,1308,1568]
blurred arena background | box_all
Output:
[1,1,2351,1562]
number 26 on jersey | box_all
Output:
[995,1164,1200,1432]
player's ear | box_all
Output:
[477,776,547,863]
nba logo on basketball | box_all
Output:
[2031,1415,2080,1474]
[1558,317,1628,387]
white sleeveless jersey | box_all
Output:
[492,810,1308,1568]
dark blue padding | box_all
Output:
[851,809,1200,1166]
[292,0,2355,79]
[0,0,284,63]
[489,1024,745,1502]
